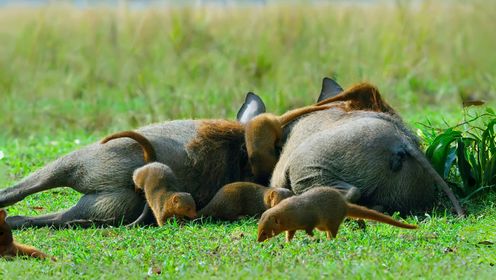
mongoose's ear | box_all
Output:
[0,209,6,223]
[172,194,179,204]
[317,77,344,102]
[237,92,266,124]
[268,190,275,201]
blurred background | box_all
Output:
[0,0,494,139]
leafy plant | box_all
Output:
[424,108,496,200]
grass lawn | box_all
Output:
[0,1,495,279]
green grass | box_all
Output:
[0,1,495,278]
[0,1,495,137]
[0,136,495,278]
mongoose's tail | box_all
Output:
[101,131,156,163]
[315,82,398,116]
[14,242,49,260]
[278,105,333,125]
[346,203,417,229]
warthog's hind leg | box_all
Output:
[6,190,144,229]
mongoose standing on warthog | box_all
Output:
[0,78,464,229]
[197,182,294,220]
[257,187,417,242]
[0,209,50,259]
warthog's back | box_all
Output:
[271,109,435,213]
[76,119,246,207]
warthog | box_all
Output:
[246,78,463,216]
[0,91,332,228]
[0,95,266,228]
[0,78,463,229]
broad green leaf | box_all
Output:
[425,130,462,176]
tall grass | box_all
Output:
[0,1,494,139]
[0,4,495,278]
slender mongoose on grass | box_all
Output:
[257,187,417,242]
[0,209,50,260]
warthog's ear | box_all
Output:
[237,92,266,124]
[317,77,344,102]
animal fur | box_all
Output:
[266,82,464,216]
[102,130,198,225]
[0,209,50,259]
[0,80,464,229]
[101,131,157,163]
[257,187,417,242]
[0,120,250,229]
[245,104,333,182]
[198,182,293,220]
[132,163,197,226]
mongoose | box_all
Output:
[101,130,157,192]
[257,187,417,242]
[198,182,294,220]
[316,82,398,116]
[245,104,333,182]
[0,209,49,259]
[132,163,197,226]
[102,131,197,226]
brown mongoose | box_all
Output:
[316,82,398,116]
[245,104,333,182]
[198,182,294,220]
[102,131,197,226]
[132,163,197,226]
[257,187,417,242]
[0,209,49,259]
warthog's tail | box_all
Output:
[277,105,333,126]
[404,144,465,217]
